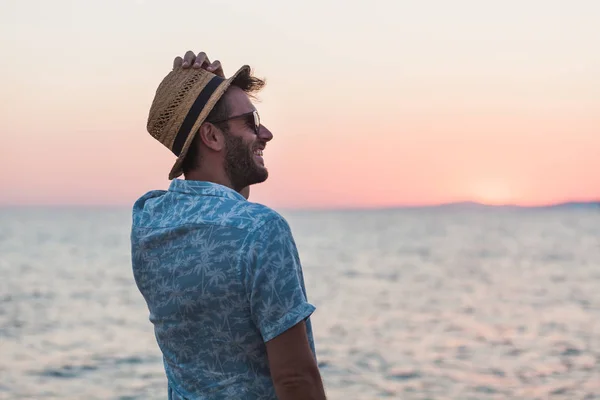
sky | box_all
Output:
[1,0,599,209]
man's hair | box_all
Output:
[181,69,265,175]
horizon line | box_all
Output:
[1,199,598,211]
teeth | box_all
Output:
[254,149,263,156]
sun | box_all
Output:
[469,182,516,205]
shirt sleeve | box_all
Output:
[243,216,316,343]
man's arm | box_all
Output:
[266,321,327,400]
[244,216,326,399]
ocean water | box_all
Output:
[1,206,599,400]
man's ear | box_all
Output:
[197,122,225,152]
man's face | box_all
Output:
[221,87,273,191]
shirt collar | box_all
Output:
[168,179,247,201]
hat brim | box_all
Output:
[168,65,250,180]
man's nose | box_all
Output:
[259,125,273,142]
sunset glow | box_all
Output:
[2,0,599,209]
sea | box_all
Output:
[1,205,599,399]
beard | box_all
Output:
[223,133,268,192]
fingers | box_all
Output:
[182,50,197,68]
[192,52,209,69]
[173,56,183,69]
[174,51,223,76]
[206,60,225,77]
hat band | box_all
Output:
[172,75,225,157]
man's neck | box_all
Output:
[184,169,232,188]
[184,170,249,199]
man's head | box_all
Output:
[181,69,273,191]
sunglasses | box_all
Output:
[211,110,260,135]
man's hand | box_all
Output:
[173,51,225,77]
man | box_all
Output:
[130,50,327,400]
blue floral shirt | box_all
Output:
[130,180,316,399]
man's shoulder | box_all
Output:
[244,204,296,246]
[130,188,288,234]
[243,201,290,232]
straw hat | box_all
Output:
[146,64,250,180]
